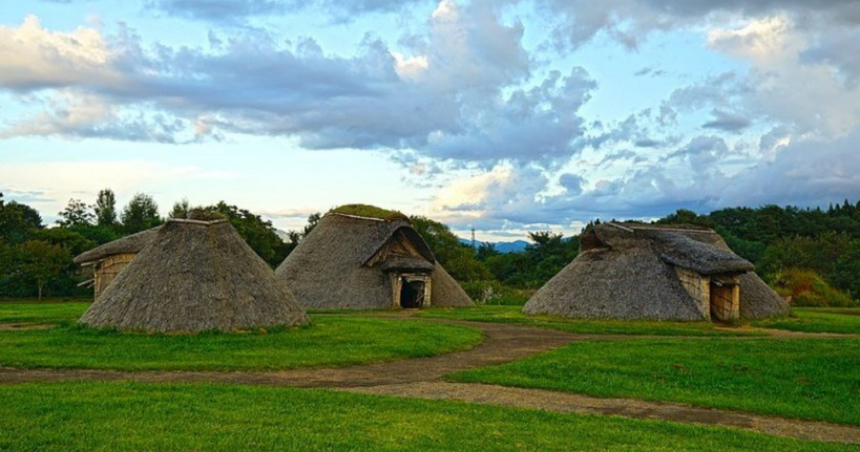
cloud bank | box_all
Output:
[4,0,860,234]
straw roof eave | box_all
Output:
[73,226,161,264]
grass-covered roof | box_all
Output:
[329,204,406,220]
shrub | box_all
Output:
[769,268,857,307]
[460,280,533,306]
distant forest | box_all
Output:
[1,190,858,307]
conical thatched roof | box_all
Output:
[276,212,473,309]
[80,218,308,332]
[74,227,161,264]
[522,223,788,321]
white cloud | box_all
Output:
[0,160,235,222]
[4,1,860,236]
[707,16,798,62]
[391,52,428,81]
[1,6,593,166]
[0,15,120,91]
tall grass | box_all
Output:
[769,268,857,307]
[459,281,534,306]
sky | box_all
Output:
[1,0,859,241]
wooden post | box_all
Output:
[392,273,402,309]
[731,283,741,320]
[424,277,432,308]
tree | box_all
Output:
[832,240,860,298]
[121,193,162,233]
[658,209,713,228]
[0,194,43,245]
[284,212,322,255]
[13,240,70,300]
[169,198,192,219]
[476,242,499,260]
[302,213,322,237]
[57,199,94,228]
[410,216,492,282]
[94,189,118,227]
[758,233,851,280]
[35,228,97,257]
[203,202,290,267]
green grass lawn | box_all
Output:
[418,306,762,336]
[753,308,860,335]
[0,316,482,371]
[0,382,856,452]
[0,301,90,324]
[451,338,860,426]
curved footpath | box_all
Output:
[1,317,858,444]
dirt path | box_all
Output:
[0,321,575,387]
[345,382,860,444]
[715,325,860,339]
[1,317,858,444]
[0,323,55,331]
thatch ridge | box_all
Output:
[74,227,161,264]
[276,213,473,309]
[80,219,308,332]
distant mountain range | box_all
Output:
[459,238,530,253]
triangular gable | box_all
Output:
[364,227,435,268]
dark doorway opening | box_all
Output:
[400,278,425,309]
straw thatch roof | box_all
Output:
[523,222,788,321]
[275,212,473,309]
[79,218,308,332]
[74,227,161,264]
[631,226,754,275]
[641,224,790,318]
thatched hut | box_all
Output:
[523,223,790,322]
[276,209,473,310]
[74,227,161,300]
[79,217,308,332]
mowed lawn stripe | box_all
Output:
[0,301,90,324]
[418,306,764,336]
[754,308,860,335]
[0,316,483,371]
[0,382,857,452]
[451,338,860,426]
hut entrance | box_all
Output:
[709,278,740,322]
[399,278,425,309]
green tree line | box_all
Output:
[0,191,290,299]
[2,190,859,306]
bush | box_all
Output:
[769,268,857,307]
[459,280,534,306]
[831,240,860,297]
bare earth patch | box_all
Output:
[343,381,860,445]
[0,323,56,331]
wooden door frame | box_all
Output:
[391,273,433,309]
